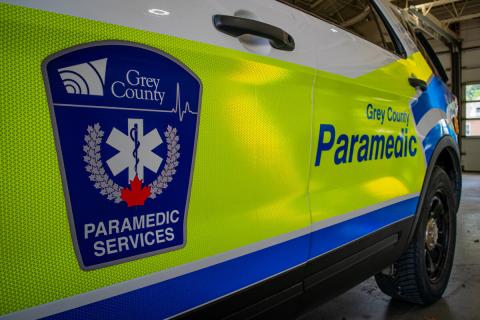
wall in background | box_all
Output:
[431,19,480,172]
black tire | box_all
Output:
[375,166,457,305]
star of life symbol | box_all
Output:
[83,119,180,207]
[106,118,162,182]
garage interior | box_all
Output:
[297,0,480,319]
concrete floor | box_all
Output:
[297,174,480,320]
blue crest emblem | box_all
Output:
[43,41,201,269]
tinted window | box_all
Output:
[414,31,449,82]
[279,0,400,54]
[389,7,448,81]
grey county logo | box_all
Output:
[43,41,201,269]
[59,57,182,206]
[58,58,107,96]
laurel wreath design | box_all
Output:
[83,124,123,203]
[83,123,180,204]
[149,126,180,199]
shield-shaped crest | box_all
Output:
[43,41,201,270]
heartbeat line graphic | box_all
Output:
[168,82,198,122]
[52,82,198,121]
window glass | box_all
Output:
[279,0,399,54]
[389,7,448,81]
[465,84,480,136]
[466,102,480,119]
[413,30,449,82]
[465,120,480,136]
[466,84,480,102]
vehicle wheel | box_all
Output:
[375,166,457,305]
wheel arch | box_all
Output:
[407,135,462,244]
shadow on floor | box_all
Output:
[296,174,480,320]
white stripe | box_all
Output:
[1,193,418,320]
[1,228,310,320]
[311,193,419,232]
[416,108,448,141]
[409,75,434,167]
[171,213,415,320]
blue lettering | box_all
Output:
[358,135,369,162]
[385,136,394,159]
[315,124,335,166]
[409,136,417,156]
[334,134,349,165]
[314,124,418,166]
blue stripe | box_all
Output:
[411,75,458,164]
[423,123,444,163]
[44,197,418,320]
[411,76,448,124]
[422,119,457,164]
[310,197,417,258]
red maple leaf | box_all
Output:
[121,175,151,207]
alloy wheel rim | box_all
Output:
[424,193,450,283]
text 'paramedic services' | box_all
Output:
[84,210,180,257]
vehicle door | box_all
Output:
[0,0,315,318]
[276,0,429,283]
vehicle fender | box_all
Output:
[407,135,461,244]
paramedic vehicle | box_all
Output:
[0,0,462,318]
